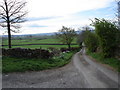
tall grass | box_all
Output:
[87,52,120,72]
[2,51,76,73]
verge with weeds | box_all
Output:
[2,51,77,73]
[87,51,120,72]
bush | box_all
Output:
[2,48,53,59]
[77,26,92,46]
[60,47,81,52]
[48,47,61,56]
[70,47,81,52]
[84,31,99,52]
[92,18,119,58]
[60,48,69,52]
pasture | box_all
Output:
[2,38,78,49]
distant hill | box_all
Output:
[2,32,56,38]
[2,31,81,38]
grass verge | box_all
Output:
[87,52,120,72]
[2,51,76,73]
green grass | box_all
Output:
[2,51,76,73]
[3,45,78,49]
[3,39,59,45]
[87,52,120,72]
[2,38,78,49]
[0,57,2,73]
[2,38,77,45]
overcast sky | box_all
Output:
[1,0,118,35]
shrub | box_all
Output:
[70,47,81,52]
[60,47,81,52]
[77,26,92,46]
[60,48,69,52]
[91,18,119,58]
[84,31,99,52]
[48,47,61,56]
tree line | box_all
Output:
[78,18,120,58]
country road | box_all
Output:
[2,47,119,88]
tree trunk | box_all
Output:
[5,1,11,48]
[68,44,71,50]
[7,22,11,48]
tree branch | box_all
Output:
[10,12,27,23]
[8,0,16,12]
[0,5,6,12]
[10,29,20,33]
[0,13,7,19]
[9,2,26,17]
[0,23,7,27]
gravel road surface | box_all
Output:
[2,47,119,88]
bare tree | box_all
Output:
[0,0,27,48]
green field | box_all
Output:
[2,38,77,45]
[3,45,78,49]
[2,38,78,49]
[2,38,62,45]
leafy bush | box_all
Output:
[84,31,99,52]
[70,47,81,52]
[60,48,69,52]
[77,26,93,46]
[91,18,119,58]
[48,47,61,56]
[60,47,81,52]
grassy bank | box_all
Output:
[2,51,76,73]
[87,52,120,72]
